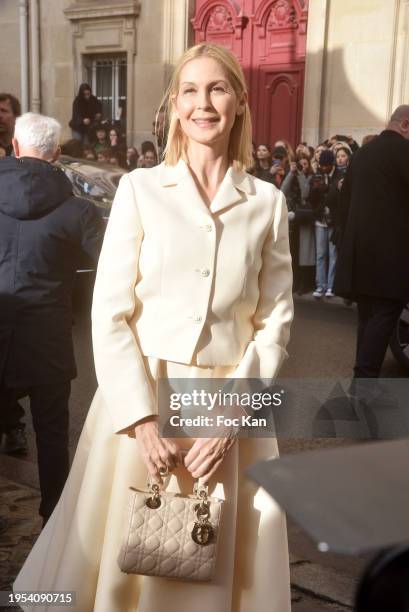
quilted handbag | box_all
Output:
[118,478,223,581]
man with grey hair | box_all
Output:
[0,112,104,524]
[335,105,409,380]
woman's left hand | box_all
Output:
[184,434,237,484]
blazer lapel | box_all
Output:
[210,167,253,214]
[159,159,210,216]
[159,160,255,215]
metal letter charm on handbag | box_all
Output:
[191,483,214,546]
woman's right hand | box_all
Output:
[134,416,184,482]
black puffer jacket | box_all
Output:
[0,156,105,386]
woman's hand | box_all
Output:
[134,416,184,482]
[184,435,237,484]
[184,405,242,484]
[270,165,283,176]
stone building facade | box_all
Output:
[1,0,409,148]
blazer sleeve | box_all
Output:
[231,189,294,380]
[91,173,157,434]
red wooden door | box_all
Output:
[258,65,304,147]
[192,0,309,148]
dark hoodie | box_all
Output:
[0,156,105,386]
[69,83,102,133]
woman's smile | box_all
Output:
[192,117,219,127]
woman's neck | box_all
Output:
[258,159,270,169]
[187,143,229,186]
[186,142,230,207]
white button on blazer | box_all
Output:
[92,160,294,433]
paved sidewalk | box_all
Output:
[0,476,41,611]
[293,291,355,309]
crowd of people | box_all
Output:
[64,83,383,304]
[64,82,160,170]
[0,84,382,308]
[2,83,381,308]
[249,134,377,298]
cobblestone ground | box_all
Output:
[0,478,41,611]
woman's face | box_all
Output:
[172,56,243,151]
[109,130,117,141]
[256,145,270,160]
[296,144,310,158]
[144,151,156,167]
[336,150,349,166]
[299,158,309,173]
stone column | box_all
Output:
[301,0,329,146]
[388,0,409,116]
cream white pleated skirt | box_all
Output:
[14,358,290,612]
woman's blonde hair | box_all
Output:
[159,43,253,171]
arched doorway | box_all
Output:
[192,0,309,148]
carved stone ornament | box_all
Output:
[64,1,141,21]
[267,0,298,29]
[207,5,234,33]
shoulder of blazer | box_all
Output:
[251,172,284,216]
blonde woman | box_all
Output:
[15,43,293,612]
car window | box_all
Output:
[58,165,112,212]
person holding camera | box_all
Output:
[269,145,290,189]
[309,149,336,298]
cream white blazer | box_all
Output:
[91,160,293,433]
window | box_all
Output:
[84,54,127,127]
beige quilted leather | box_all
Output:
[118,487,223,581]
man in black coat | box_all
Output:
[334,105,409,378]
[0,112,105,523]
